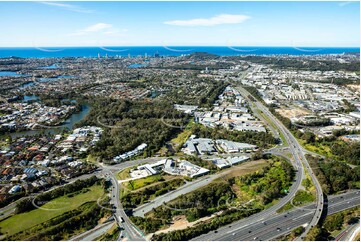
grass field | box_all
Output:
[0,185,104,236]
[277,189,315,213]
[117,167,133,180]
[123,174,163,190]
[256,108,288,146]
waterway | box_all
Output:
[39,64,59,69]
[0,71,28,77]
[5,102,91,139]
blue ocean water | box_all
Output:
[0,46,359,58]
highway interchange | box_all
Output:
[74,82,358,241]
[0,79,359,241]
[235,85,325,239]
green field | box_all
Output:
[0,185,104,236]
[117,167,133,180]
[277,189,315,213]
[256,108,288,146]
[123,174,163,190]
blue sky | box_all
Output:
[0,1,359,47]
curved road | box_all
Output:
[235,85,324,239]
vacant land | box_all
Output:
[0,185,104,236]
[218,159,269,181]
[276,107,310,119]
[123,174,163,190]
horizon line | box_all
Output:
[0,45,359,48]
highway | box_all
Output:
[235,85,324,239]
[69,221,115,241]
[194,190,359,241]
[334,222,360,241]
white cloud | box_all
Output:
[83,23,112,32]
[70,23,113,36]
[40,2,94,13]
[104,28,128,35]
[338,1,354,7]
[164,14,250,27]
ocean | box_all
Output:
[0,46,359,58]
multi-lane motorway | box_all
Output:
[194,190,360,241]
[235,85,324,239]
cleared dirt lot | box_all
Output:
[276,107,310,119]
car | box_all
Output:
[214,230,218,233]
[253,237,258,240]
[248,230,252,233]
[263,221,267,225]
[232,233,236,236]
[276,228,281,231]
[229,225,232,228]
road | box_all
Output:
[103,166,145,241]
[69,221,115,241]
[235,85,324,239]
[334,222,360,241]
[194,190,360,241]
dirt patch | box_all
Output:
[347,84,360,91]
[219,159,269,180]
[148,213,221,239]
[276,108,310,119]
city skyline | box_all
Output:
[0,1,359,47]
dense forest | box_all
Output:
[76,98,190,161]
[307,155,359,194]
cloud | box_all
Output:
[83,23,112,32]
[104,29,128,35]
[69,23,128,37]
[338,1,354,7]
[70,23,113,36]
[164,14,250,27]
[40,1,94,13]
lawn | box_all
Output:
[117,167,133,180]
[277,189,315,213]
[123,174,163,190]
[0,185,104,236]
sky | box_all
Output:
[0,1,359,47]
